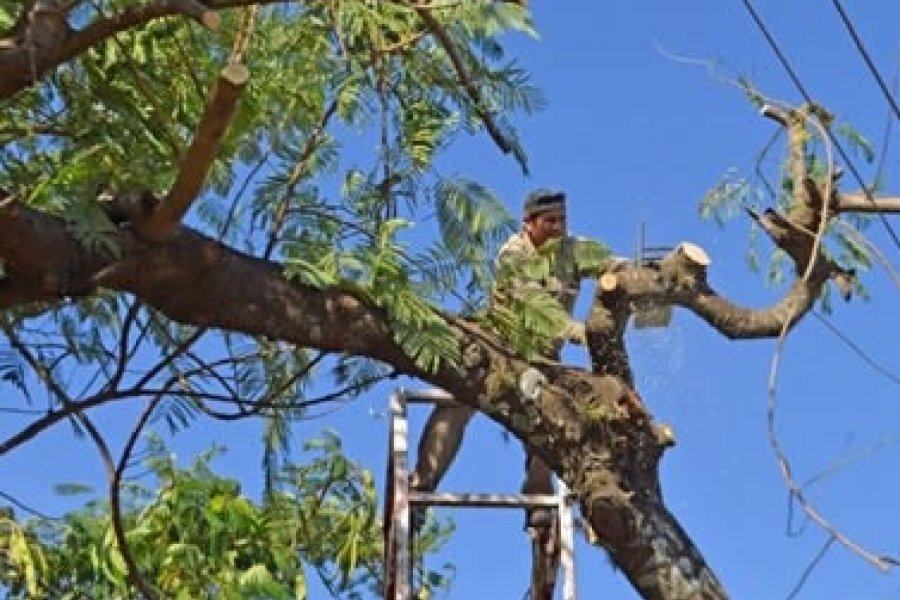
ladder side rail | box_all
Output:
[389,390,412,600]
[383,398,396,599]
[558,481,577,600]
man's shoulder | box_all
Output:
[498,232,533,256]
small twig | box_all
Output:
[754,127,783,202]
[375,29,394,221]
[2,323,73,408]
[264,95,340,258]
[108,298,143,391]
[813,312,900,388]
[132,321,206,391]
[831,218,900,290]
[219,149,270,240]
[0,490,60,520]
[800,429,900,493]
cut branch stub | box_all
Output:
[657,241,711,297]
[587,271,634,383]
[169,0,221,30]
[137,62,249,242]
[675,241,711,267]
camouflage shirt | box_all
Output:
[492,231,611,331]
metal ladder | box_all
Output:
[383,388,577,600]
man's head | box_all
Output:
[522,189,566,247]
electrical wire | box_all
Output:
[738,0,900,252]
[813,311,900,388]
[829,0,900,121]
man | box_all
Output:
[410,189,614,598]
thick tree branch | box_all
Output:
[0,0,281,99]
[593,242,825,340]
[586,271,634,383]
[0,195,713,597]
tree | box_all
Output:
[1,2,899,599]
[0,432,452,599]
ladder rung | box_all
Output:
[409,491,562,508]
[399,388,456,405]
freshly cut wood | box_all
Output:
[677,241,710,267]
[220,62,249,86]
[170,0,221,31]
[599,272,619,292]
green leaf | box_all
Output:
[53,483,95,496]
[838,123,875,164]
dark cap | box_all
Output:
[523,189,566,219]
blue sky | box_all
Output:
[3,1,900,599]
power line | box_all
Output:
[813,311,900,389]
[738,0,900,252]
[829,0,900,122]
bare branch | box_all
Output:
[835,192,900,213]
[138,62,250,242]
[79,411,160,600]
